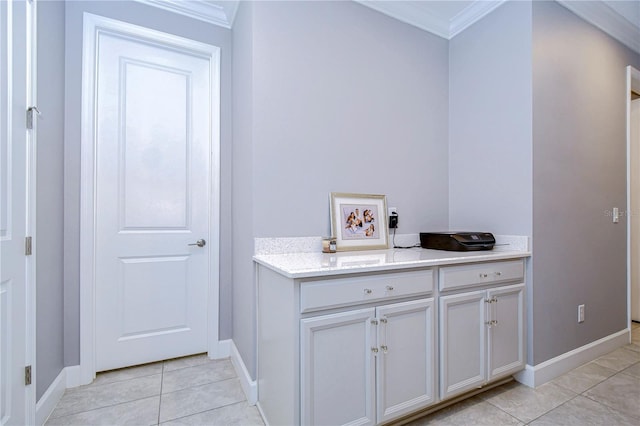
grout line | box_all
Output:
[157,400,249,425]
[158,376,240,397]
[157,361,165,425]
[522,393,580,425]
[46,395,161,422]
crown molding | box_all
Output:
[133,0,640,55]
[354,0,450,38]
[133,0,238,29]
[450,1,507,38]
[557,0,640,54]
[357,0,508,40]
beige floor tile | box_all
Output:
[162,359,236,393]
[159,378,246,423]
[160,401,264,426]
[49,374,162,419]
[529,395,639,426]
[482,381,576,423]
[406,397,479,425]
[162,353,212,373]
[93,361,163,386]
[410,396,523,426]
[592,347,639,371]
[583,372,640,419]
[551,361,616,394]
[632,327,640,344]
[620,362,640,378]
[45,396,160,426]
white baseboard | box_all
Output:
[230,340,257,405]
[64,365,83,388]
[515,328,630,387]
[209,338,231,359]
[35,368,67,425]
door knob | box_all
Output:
[188,239,206,248]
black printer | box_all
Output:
[420,232,495,251]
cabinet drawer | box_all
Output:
[300,270,433,313]
[439,260,524,291]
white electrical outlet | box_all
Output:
[388,207,397,217]
[578,304,585,323]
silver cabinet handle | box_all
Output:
[479,273,488,278]
[386,285,394,291]
[188,239,206,247]
[364,288,372,295]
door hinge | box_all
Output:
[26,106,40,130]
[25,236,32,256]
[25,365,32,385]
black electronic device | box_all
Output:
[420,232,495,251]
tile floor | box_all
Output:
[46,323,640,426]
[409,322,640,426]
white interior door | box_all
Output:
[92,17,215,372]
[1,0,31,424]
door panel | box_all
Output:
[487,284,525,380]
[301,309,376,426]
[439,290,486,399]
[118,256,190,338]
[94,23,212,371]
[376,298,436,424]
[121,61,189,230]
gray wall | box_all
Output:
[231,0,256,381]
[531,1,640,365]
[448,0,533,236]
[232,0,450,378]
[36,0,65,401]
[63,0,233,366]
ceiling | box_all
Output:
[134,0,640,54]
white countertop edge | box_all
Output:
[254,248,531,279]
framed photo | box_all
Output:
[330,192,389,251]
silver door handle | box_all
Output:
[188,239,206,247]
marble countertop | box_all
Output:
[254,247,531,279]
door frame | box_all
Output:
[626,65,640,330]
[79,13,222,384]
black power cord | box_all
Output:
[389,214,421,249]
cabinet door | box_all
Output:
[301,308,376,426]
[376,299,436,424]
[487,283,525,381]
[439,290,487,399]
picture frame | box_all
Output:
[330,192,389,251]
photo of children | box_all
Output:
[341,204,378,240]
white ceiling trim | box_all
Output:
[356,0,508,39]
[133,0,238,29]
[354,0,450,38]
[449,1,506,38]
[132,1,640,56]
[557,1,640,55]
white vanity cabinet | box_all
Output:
[301,298,436,426]
[255,249,529,426]
[257,265,436,426]
[438,260,526,400]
